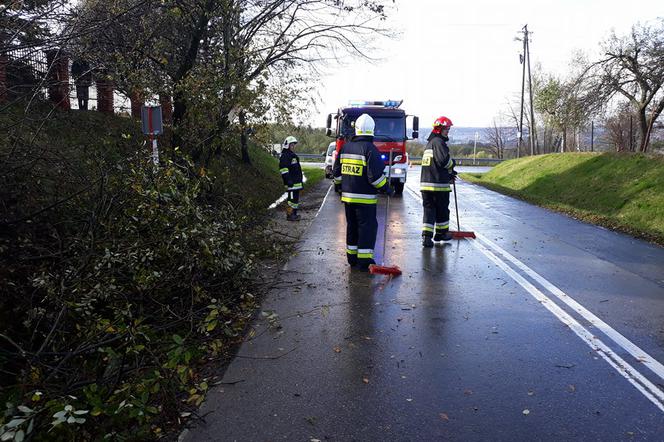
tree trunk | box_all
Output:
[239,110,251,164]
[638,107,650,152]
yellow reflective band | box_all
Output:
[341,197,378,205]
[421,186,451,192]
[280,168,289,173]
[341,158,367,166]
[435,224,450,230]
[374,177,387,189]
[422,226,434,232]
[358,253,374,259]
[445,158,454,169]
[346,249,358,255]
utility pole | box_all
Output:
[591,120,594,152]
[525,25,537,156]
[518,25,527,159]
[473,131,479,165]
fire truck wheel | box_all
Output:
[392,181,404,196]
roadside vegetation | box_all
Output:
[0,104,296,440]
[2,1,394,439]
[463,153,664,244]
[0,98,328,442]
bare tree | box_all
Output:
[602,101,636,151]
[483,118,515,159]
[588,20,664,152]
[75,0,395,164]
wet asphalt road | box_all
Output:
[184,167,664,441]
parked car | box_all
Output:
[324,141,336,178]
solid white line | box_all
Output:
[473,230,664,382]
[473,240,664,412]
[408,181,664,380]
[405,183,664,411]
[315,184,333,219]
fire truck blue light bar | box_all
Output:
[348,100,403,108]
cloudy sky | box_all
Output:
[309,0,664,128]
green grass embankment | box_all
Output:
[462,152,664,244]
[302,166,326,190]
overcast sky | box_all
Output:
[309,0,664,128]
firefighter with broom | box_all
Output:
[279,136,303,221]
[332,114,393,271]
[420,116,458,247]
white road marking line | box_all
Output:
[473,230,664,382]
[315,184,333,219]
[451,181,664,382]
[405,183,664,412]
[473,240,664,412]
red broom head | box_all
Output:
[451,231,476,239]
[368,264,402,276]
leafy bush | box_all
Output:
[0,107,263,440]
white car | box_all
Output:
[324,141,336,178]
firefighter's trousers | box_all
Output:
[287,190,300,210]
[421,191,450,238]
[344,203,377,267]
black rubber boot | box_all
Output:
[357,258,376,272]
[422,236,434,248]
[434,231,454,241]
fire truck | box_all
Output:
[325,100,419,195]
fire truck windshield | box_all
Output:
[340,115,405,141]
[374,117,406,141]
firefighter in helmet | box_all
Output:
[420,116,457,247]
[279,136,303,221]
[332,114,393,270]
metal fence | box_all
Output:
[2,47,135,113]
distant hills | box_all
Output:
[412,126,499,144]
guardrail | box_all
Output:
[410,157,504,166]
[297,153,503,165]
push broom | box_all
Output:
[450,177,476,239]
[369,149,402,277]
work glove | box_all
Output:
[450,170,458,182]
[385,186,395,197]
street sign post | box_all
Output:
[141,105,163,165]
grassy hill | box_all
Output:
[463,152,664,245]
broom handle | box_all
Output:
[383,149,394,265]
[453,177,460,231]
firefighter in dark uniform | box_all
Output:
[333,114,393,270]
[279,136,303,221]
[420,116,457,247]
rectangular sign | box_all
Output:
[141,105,163,135]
